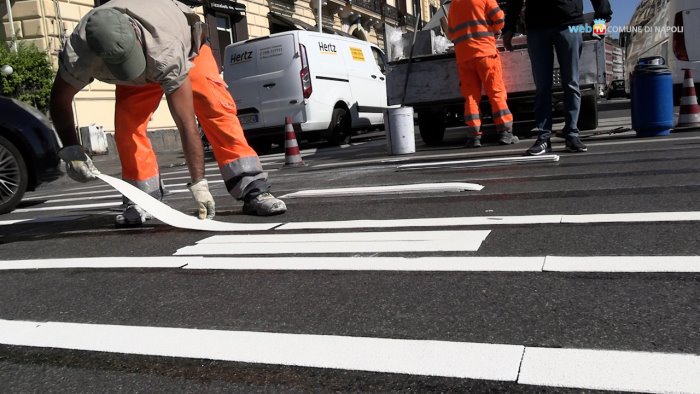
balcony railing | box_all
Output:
[350,0,383,15]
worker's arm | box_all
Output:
[486,0,505,33]
[50,73,101,182]
[166,77,215,219]
[591,0,613,22]
[502,0,524,51]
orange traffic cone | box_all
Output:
[284,116,305,167]
[677,69,700,129]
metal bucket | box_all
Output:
[384,106,416,155]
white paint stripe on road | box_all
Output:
[0,319,523,381]
[0,215,87,227]
[518,347,700,394]
[278,211,700,230]
[196,230,479,244]
[0,257,193,270]
[0,319,697,392]
[279,183,484,198]
[561,211,700,223]
[544,256,700,272]
[183,257,543,271]
[12,202,122,213]
[174,236,490,255]
[1,256,697,272]
[278,215,563,230]
[397,155,560,170]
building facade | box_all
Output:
[2,0,432,132]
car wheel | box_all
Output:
[328,107,351,145]
[0,134,29,214]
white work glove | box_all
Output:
[57,145,101,183]
[187,179,215,220]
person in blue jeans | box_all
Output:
[502,0,612,155]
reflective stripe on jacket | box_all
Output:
[447,0,504,60]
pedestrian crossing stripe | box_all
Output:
[2,256,699,272]
[0,318,697,393]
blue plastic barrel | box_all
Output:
[631,57,674,137]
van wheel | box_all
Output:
[417,110,445,145]
[328,108,351,145]
[0,134,29,214]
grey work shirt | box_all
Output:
[59,0,200,95]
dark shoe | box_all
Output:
[115,204,152,226]
[565,136,588,152]
[465,137,482,148]
[526,138,552,156]
[498,132,519,145]
[243,192,287,216]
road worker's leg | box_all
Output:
[114,83,164,198]
[189,44,269,201]
[477,54,514,133]
[456,59,483,146]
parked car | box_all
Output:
[607,79,628,99]
[0,96,63,214]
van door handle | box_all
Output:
[380,76,385,81]
[371,75,377,79]
[263,83,276,88]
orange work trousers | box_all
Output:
[114,45,266,199]
[456,54,514,136]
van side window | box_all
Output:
[371,47,386,74]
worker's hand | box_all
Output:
[503,31,514,51]
[494,30,502,40]
[188,179,215,220]
[57,145,101,183]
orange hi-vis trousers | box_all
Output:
[114,45,267,200]
[456,54,514,137]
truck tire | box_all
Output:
[0,134,29,214]
[578,92,598,131]
[328,107,351,145]
[417,110,446,145]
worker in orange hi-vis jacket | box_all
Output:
[446,0,518,148]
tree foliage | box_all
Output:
[0,43,55,113]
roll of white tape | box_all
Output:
[97,174,280,232]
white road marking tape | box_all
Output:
[0,215,87,227]
[518,347,700,393]
[12,202,122,213]
[0,319,523,381]
[397,155,560,170]
[561,211,700,223]
[0,257,192,270]
[544,256,700,272]
[196,230,481,244]
[278,211,700,230]
[0,319,697,392]
[24,194,123,204]
[1,256,697,272]
[96,174,280,232]
[174,234,490,255]
[279,183,484,198]
[183,257,543,271]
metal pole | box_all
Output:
[317,0,322,32]
[5,0,17,52]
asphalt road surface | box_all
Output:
[1,99,699,393]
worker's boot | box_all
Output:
[498,131,519,145]
[465,136,482,148]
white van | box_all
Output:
[623,0,700,101]
[223,30,388,153]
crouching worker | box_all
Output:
[446,0,518,148]
[50,0,286,225]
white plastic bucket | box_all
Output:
[384,106,416,155]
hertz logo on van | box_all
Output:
[318,42,337,54]
[230,51,253,65]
